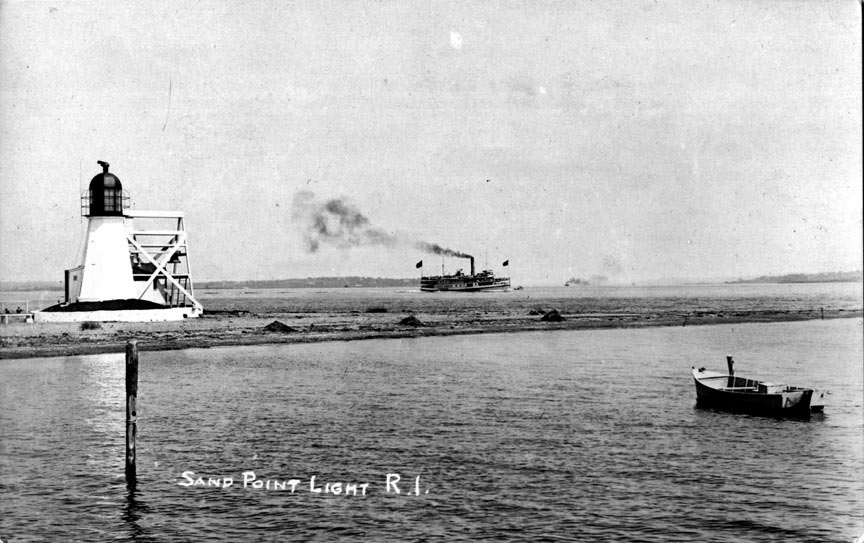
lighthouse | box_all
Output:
[72,161,137,301]
[36,161,202,322]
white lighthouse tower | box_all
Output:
[74,160,138,301]
[35,161,202,322]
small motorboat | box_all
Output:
[692,356,824,417]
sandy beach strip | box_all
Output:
[1,307,860,360]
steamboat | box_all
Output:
[419,255,510,292]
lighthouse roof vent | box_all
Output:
[89,160,123,191]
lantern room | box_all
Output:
[82,160,129,217]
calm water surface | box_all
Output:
[197,282,864,315]
[5,281,863,315]
[1,318,862,542]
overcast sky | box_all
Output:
[1,0,861,286]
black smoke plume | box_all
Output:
[291,191,472,259]
[414,241,472,259]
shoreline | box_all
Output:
[1,308,860,360]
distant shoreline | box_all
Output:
[725,271,863,285]
[1,307,860,361]
[2,273,861,292]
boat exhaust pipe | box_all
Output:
[469,256,474,276]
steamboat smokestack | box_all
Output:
[469,256,474,276]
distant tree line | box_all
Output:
[727,270,862,284]
[196,277,418,289]
[0,277,418,291]
[0,281,64,292]
[5,270,859,292]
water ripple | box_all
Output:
[1,319,861,541]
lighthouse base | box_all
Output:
[35,306,199,323]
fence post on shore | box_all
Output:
[126,340,138,488]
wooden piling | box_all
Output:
[126,340,138,488]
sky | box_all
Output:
[1,0,861,286]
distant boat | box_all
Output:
[420,255,510,292]
[692,357,825,417]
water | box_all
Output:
[196,282,864,315]
[1,318,862,542]
[3,281,863,315]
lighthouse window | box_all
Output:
[104,189,121,212]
